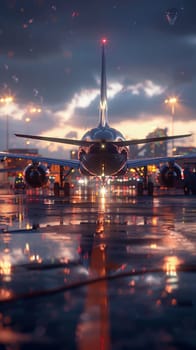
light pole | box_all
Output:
[0,96,14,151]
[164,97,177,156]
[24,106,42,146]
[25,117,31,146]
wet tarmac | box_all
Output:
[0,187,196,349]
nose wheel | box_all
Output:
[101,176,107,187]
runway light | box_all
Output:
[24,242,30,254]
[150,243,157,249]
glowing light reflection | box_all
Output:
[163,256,181,276]
[163,256,183,292]
[0,287,13,301]
[0,257,12,281]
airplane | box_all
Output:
[0,38,195,189]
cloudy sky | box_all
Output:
[0,0,195,158]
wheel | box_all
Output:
[184,185,190,195]
[54,182,60,196]
[147,182,154,196]
[137,182,143,196]
[63,182,70,197]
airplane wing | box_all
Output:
[15,133,191,147]
[127,153,196,168]
[0,152,80,169]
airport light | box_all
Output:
[0,96,13,104]
[29,106,42,114]
[0,95,14,151]
[24,106,42,145]
[164,97,177,115]
[24,117,31,145]
[24,105,42,123]
[164,97,178,155]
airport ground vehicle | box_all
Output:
[14,176,26,190]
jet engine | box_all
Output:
[24,162,49,188]
[159,161,182,187]
[116,164,128,176]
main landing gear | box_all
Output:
[136,180,154,196]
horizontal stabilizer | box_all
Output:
[15,133,191,147]
[15,134,93,146]
[112,133,192,146]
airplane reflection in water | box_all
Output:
[0,195,25,231]
[76,191,183,349]
[1,193,196,348]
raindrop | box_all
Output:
[33,88,39,96]
[165,8,178,25]
[72,11,79,18]
[12,75,19,83]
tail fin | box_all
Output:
[99,39,109,127]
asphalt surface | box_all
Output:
[0,187,196,350]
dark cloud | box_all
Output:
[0,0,196,155]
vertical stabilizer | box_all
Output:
[99,39,109,127]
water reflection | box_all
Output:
[163,255,183,292]
[0,189,195,348]
[77,186,110,350]
[0,258,12,280]
[95,186,106,235]
[0,232,12,283]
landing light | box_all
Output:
[101,143,105,149]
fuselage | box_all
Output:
[78,39,129,177]
[78,125,128,176]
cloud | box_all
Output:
[126,80,166,97]
[0,0,195,156]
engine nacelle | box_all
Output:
[24,163,49,188]
[159,161,182,187]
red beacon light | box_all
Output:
[101,38,107,45]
